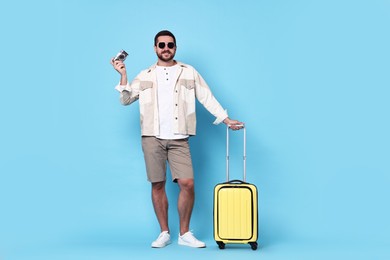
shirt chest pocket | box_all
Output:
[179,79,196,107]
[180,79,195,97]
[139,81,154,103]
[180,79,195,90]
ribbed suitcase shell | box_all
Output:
[214,181,258,243]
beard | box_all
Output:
[157,50,175,62]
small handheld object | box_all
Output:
[114,50,128,61]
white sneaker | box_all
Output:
[178,231,206,248]
[151,231,171,248]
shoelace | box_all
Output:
[158,232,169,240]
[183,231,198,242]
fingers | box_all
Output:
[231,125,244,130]
[224,117,244,130]
[110,58,126,71]
[228,120,245,130]
[111,59,123,67]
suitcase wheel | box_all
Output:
[216,241,225,249]
[249,242,258,250]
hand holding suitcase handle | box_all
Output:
[224,118,244,130]
[226,124,246,182]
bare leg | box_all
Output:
[151,181,169,233]
[177,178,195,235]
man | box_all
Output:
[111,30,243,248]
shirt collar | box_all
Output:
[147,61,187,73]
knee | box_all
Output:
[178,179,194,192]
[152,181,166,192]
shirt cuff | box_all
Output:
[213,110,228,125]
[115,83,128,92]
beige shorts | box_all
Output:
[141,136,194,183]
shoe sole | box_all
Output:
[178,241,206,248]
[151,241,171,248]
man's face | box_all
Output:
[155,35,176,62]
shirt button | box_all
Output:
[175,117,178,120]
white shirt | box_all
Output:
[156,65,189,140]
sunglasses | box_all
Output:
[158,42,175,49]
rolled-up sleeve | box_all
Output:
[114,78,140,105]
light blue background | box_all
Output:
[1,0,389,259]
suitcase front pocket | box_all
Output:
[216,186,254,240]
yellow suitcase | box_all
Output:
[213,126,259,250]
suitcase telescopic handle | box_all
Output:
[226,124,246,182]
